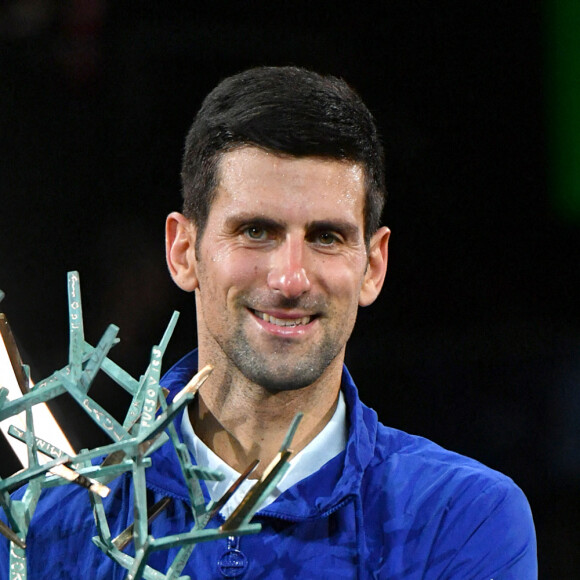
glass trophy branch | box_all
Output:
[0,272,300,579]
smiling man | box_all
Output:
[166,146,389,476]
[160,67,536,578]
[0,66,536,579]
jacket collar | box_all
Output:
[146,349,378,520]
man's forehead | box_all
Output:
[214,146,365,204]
[206,157,362,236]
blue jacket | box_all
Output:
[1,350,537,579]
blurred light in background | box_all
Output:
[545,0,580,222]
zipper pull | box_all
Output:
[217,535,248,578]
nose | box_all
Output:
[267,236,312,298]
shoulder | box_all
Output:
[362,423,537,578]
[343,369,534,538]
[371,421,518,496]
[367,420,533,522]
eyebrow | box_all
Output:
[307,220,361,239]
[224,214,283,232]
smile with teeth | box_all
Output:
[252,309,313,327]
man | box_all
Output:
[1,67,536,578]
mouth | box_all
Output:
[250,309,315,327]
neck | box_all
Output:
[189,354,343,478]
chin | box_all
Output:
[246,368,322,393]
[261,379,314,393]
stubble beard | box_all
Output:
[219,297,353,393]
[222,327,343,392]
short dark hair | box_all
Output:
[181,66,386,247]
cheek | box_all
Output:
[320,256,367,297]
[226,253,264,285]
[202,253,264,301]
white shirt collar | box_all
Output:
[180,390,348,519]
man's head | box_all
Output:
[167,67,390,393]
[180,66,386,249]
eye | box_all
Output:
[243,226,268,241]
[316,232,339,246]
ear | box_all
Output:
[359,226,390,307]
[165,212,199,292]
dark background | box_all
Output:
[1,2,578,576]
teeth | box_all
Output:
[254,311,312,327]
